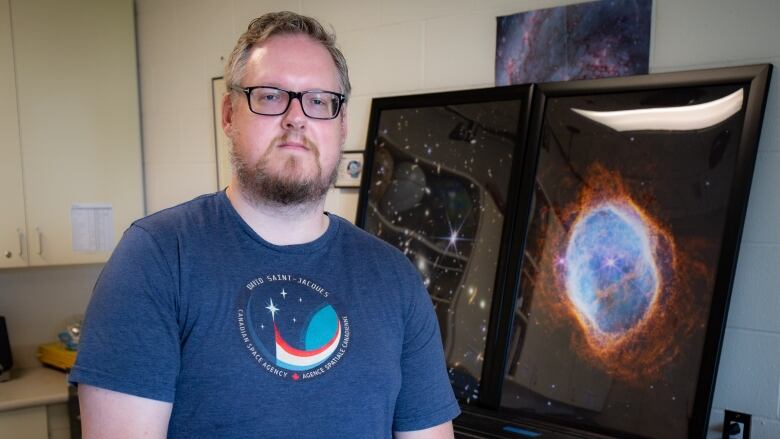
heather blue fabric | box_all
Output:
[69,190,460,438]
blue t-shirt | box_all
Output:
[69,191,460,438]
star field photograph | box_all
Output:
[356,87,532,405]
[496,0,652,85]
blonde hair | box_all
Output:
[225,11,351,99]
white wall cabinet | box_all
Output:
[0,403,71,439]
[0,0,27,268]
[0,0,143,268]
[0,405,48,439]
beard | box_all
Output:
[230,136,339,207]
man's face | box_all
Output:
[223,34,347,206]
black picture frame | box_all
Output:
[355,85,534,406]
[459,64,771,439]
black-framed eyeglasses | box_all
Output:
[230,85,346,120]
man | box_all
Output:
[69,11,460,438]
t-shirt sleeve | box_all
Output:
[68,224,180,402]
[392,257,461,432]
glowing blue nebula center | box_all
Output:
[564,202,659,336]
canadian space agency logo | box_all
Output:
[236,274,350,381]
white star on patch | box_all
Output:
[265,298,280,321]
[280,289,288,299]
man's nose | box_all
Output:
[282,96,307,129]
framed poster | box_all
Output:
[334,150,364,188]
[355,85,534,405]
[496,0,652,85]
[475,64,771,438]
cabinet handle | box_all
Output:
[17,228,24,258]
[36,227,43,255]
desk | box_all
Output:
[0,367,68,411]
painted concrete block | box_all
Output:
[339,22,424,95]
[302,0,381,31]
[727,243,780,333]
[706,408,724,439]
[756,62,779,153]
[145,163,218,213]
[712,328,780,419]
[344,95,372,151]
[178,108,217,165]
[742,152,780,244]
[324,188,359,223]
[424,13,496,89]
[380,0,475,24]
[232,0,303,38]
[753,416,780,439]
[141,110,180,164]
[176,0,234,77]
[652,0,780,70]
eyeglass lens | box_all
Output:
[249,87,341,119]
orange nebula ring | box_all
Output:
[533,164,703,382]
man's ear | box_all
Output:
[222,93,235,136]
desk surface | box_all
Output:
[0,367,68,411]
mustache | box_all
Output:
[272,135,318,152]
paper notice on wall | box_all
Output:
[71,204,114,253]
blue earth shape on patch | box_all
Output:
[564,202,659,335]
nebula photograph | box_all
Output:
[500,83,749,438]
[496,0,651,85]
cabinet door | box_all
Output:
[11,0,143,266]
[0,406,48,439]
[0,0,28,268]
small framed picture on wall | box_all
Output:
[335,150,364,188]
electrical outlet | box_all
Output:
[722,410,751,439]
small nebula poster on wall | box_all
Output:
[496,0,652,85]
